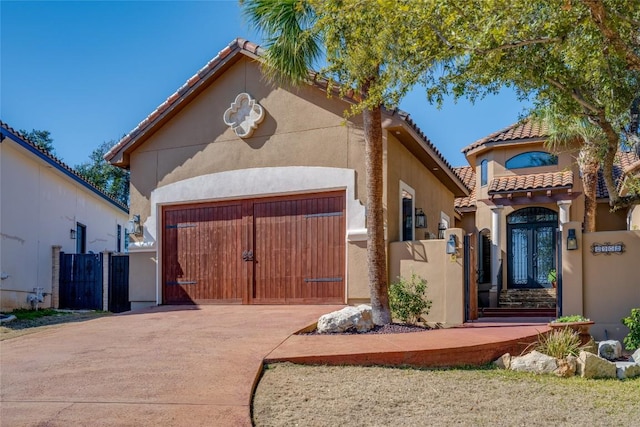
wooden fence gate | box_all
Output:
[59,253,103,310]
[109,254,130,313]
[59,252,130,312]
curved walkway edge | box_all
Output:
[265,320,552,368]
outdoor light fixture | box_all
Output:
[126,215,142,236]
[70,229,76,239]
[567,228,578,250]
[415,208,426,228]
[446,234,458,255]
[438,222,447,239]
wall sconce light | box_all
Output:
[438,223,446,239]
[126,214,142,236]
[567,228,578,250]
[446,234,458,255]
[415,208,426,228]
[70,229,76,239]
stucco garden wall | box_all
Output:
[561,222,640,342]
[388,229,465,327]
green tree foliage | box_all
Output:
[242,0,452,324]
[20,128,55,153]
[416,0,640,209]
[75,140,130,206]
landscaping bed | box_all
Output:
[0,309,110,341]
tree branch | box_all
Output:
[581,0,640,71]
[479,37,563,54]
[545,77,601,114]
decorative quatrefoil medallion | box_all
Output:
[223,93,265,138]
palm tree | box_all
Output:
[241,0,393,324]
[541,109,606,232]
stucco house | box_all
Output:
[453,119,640,313]
[105,38,468,310]
[0,121,129,311]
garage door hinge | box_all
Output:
[165,224,197,229]
[304,212,343,218]
[304,277,343,283]
[165,281,197,285]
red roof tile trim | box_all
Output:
[489,171,573,194]
[453,166,476,209]
[462,119,549,154]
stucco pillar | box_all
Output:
[557,200,572,230]
[561,221,584,316]
[51,246,62,309]
[490,205,503,307]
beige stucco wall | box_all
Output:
[0,141,128,311]
[128,250,158,311]
[595,203,628,231]
[388,229,465,327]
[630,205,640,230]
[385,134,456,242]
[561,222,640,342]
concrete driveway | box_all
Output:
[0,305,342,426]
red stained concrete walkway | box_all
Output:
[267,317,552,367]
[1,306,551,427]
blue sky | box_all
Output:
[2,1,531,168]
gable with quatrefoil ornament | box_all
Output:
[223,93,265,138]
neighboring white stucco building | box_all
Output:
[0,121,129,311]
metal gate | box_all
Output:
[464,234,478,321]
[59,253,103,310]
[109,254,130,313]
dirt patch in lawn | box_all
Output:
[0,310,110,341]
[253,363,640,426]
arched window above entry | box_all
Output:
[506,151,558,169]
[507,207,558,224]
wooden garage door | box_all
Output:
[163,204,243,304]
[162,192,345,305]
[252,193,345,304]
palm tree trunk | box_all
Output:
[581,162,598,233]
[362,86,391,325]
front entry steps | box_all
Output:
[480,289,557,318]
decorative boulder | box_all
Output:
[631,348,640,363]
[598,340,622,360]
[616,362,640,380]
[510,351,557,375]
[576,351,617,379]
[317,305,374,334]
[554,355,577,378]
[494,353,511,370]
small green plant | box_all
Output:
[536,328,582,358]
[9,308,62,320]
[552,314,590,323]
[547,268,557,283]
[621,308,640,350]
[388,273,432,324]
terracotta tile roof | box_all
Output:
[453,166,476,209]
[462,119,549,154]
[0,120,128,212]
[596,150,640,198]
[489,171,573,194]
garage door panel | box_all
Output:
[162,204,242,304]
[253,193,345,303]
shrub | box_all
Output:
[536,328,582,359]
[552,314,590,323]
[621,308,640,350]
[388,273,432,324]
